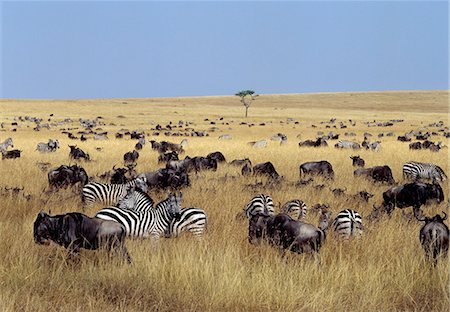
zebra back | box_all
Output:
[403,161,447,182]
[244,194,275,218]
[166,207,208,238]
[332,209,363,239]
[281,199,307,220]
[117,189,154,212]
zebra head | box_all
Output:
[157,192,182,217]
[134,176,148,193]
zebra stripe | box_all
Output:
[281,199,307,220]
[0,138,13,153]
[244,194,274,218]
[82,177,148,208]
[116,189,154,212]
[95,192,182,240]
[331,209,363,239]
[166,208,208,238]
[403,161,447,182]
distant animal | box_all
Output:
[82,177,148,209]
[95,192,182,241]
[165,207,208,239]
[135,142,143,150]
[230,158,252,167]
[36,139,60,153]
[0,137,13,153]
[68,145,90,160]
[334,140,361,150]
[403,161,447,182]
[299,138,328,147]
[48,164,89,189]
[158,151,179,164]
[280,199,307,220]
[299,161,334,179]
[206,151,226,163]
[244,194,275,218]
[248,140,268,148]
[331,209,363,239]
[123,150,139,164]
[33,210,131,262]
[354,166,395,184]
[381,181,444,218]
[356,190,374,202]
[253,162,280,180]
[409,142,422,150]
[397,135,411,142]
[350,155,365,167]
[417,212,449,266]
[138,168,190,190]
[191,156,218,172]
[1,149,21,159]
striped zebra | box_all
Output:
[116,188,154,212]
[403,161,447,182]
[82,176,148,208]
[0,138,13,153]
[95,192,182,240]
[331,209,363,239]
[280,199,307,220]
[244,194,275,218]
[165,208,208,239]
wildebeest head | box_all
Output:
[428,180,444,204]
[248,213,273,245]
[416,211,447,223]
[33,210,54,245]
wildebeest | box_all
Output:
[34,210,131,262]
[230,158,252,167]
[350,155,365,167]
[158,151,179,164]
[138,168,190,190]
[0,137,13,153]
[48,164,89,189]
[192,156,218,172]
[206,151,226,163]
[417,212,449,265]
[123,150,139,164]
[150,140,184,154]
[299,138,328,147]
[380,181,444,218]
[354,166,395,184]
[36,139,60,153]
[409,142,422,150]
[69,145,90,160]
[299,161,334,179]
[1,149,21,159]
[253,162,280,180]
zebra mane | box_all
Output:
[434,165,447,179]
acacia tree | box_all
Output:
[235,90,258,118]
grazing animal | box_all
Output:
[123,150,139,164]
[115,188,155,212]
[36,139,60,153]
[354,166,395,184]
[33,210,131,262]
[417,212,449,265]
[409,142,422,150]
[299,161,334,179]
[165,207,208,238]
[95,192,182,241]
[0,138,13,153]
[381,181,444,218]
[248,213,275,245]
[299,138,328,147]
[350,155,365,167]
[242,162,252,175]
[280,199,307,220]
[48,164,89,189]
[192,156,218,172]
[248,140,268,148]
[1,149,21,159]
[244,194,275,218]
[334,140,361,150]
[331,209,363,239]
[158,151,179,164]
[253,162,280,180]
[82,177,148,209]
[206,151,226,163]
[403,161,447,182]
[69,145,90,160]
[138,168,190,190]
[230,158,252,167]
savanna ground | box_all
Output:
[0,91,449,311]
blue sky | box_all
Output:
[1,1,448,99]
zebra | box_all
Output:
[95,192,182,240]
[165,207,208,239]
[116,188,154,212]
[244,194,274,218]
[334,140,361,150]
[403,161,447,182]
[0,138,13,154]
[82,176,148,209]
[331,209,363,239]
[280,199,307,220]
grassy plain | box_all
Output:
[0,90,449,311]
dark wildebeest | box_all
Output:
[207,151,226,163]
[48,165,89,189]
[230,158,252,167]
[158,151,179,164]
[138,168,190,190]
[409,142,422,150]
[192,156,218,172]
[417,212,449,266]
[1,149,21,159]
[34,210,131,262]
[299,138,328,147]
[123,150,139,164]
[350,155,365,167]
[36,139,60,153]
[354,166,395,184]
[299,161,334,179]
[253,162,280,180]
[397,135,412,142]
[69,145,90,160]
[380,181,444,218]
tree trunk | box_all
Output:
[245,106,248,118]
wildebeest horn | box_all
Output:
[441,211,447,221]
[415,214,427,222]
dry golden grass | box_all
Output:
[0,90,449,311]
